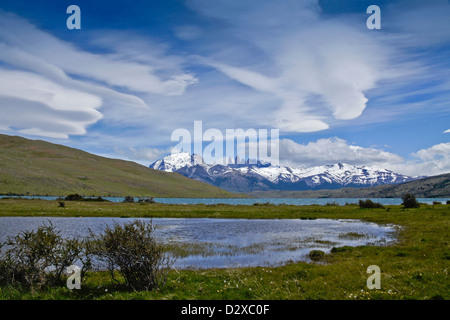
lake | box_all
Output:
[1,196,449,205]
[0,217,398,269]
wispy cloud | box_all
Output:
[0,1,448,176]
[185,0,450,134]
[186,0,393,132]
[0,11,197,139]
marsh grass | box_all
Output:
[0,199,448,300]
[338,232,367,240]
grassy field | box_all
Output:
[0,199,448,300]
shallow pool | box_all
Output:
[0,217,398,269]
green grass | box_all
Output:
[0,134,244,198]
[0,199,448,300]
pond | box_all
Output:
[0,217,398,269]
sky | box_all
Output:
[0,0,449,177]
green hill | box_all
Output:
[0,134,244,198]
[248,173,450,198]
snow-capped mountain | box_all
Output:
[149,152,419,193]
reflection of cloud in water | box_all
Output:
[0,217,398,269]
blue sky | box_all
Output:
[0,0,449,176]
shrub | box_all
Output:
[138,197,155,204]
[330,246,352,253]
[326,202,338,206]
[87,220,173,291]
[64,194,84,201]
[432,201,442,205]
[358,199,385,209]
[253,202,271,206]
[123,196,135,203]
[0,223,89,290]
[82,196,109,202]
[308,250,325,261]
[402,194,420,208]
[447,200,450,205]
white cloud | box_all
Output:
[114,146,171,165]
[187,0,391,132]
[279,137,404,168]
[0,69,102,113]
[0,11,197,139]
[388,142,450,177]
[278,138,450,177]
[0,13,198,96]
[444,129,450,133]
[413,142,450,162]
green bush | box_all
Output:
[308,250,325,261]
[82,196,109,202]
[402,194,420,208]
[330,246,352,253]
[87,220,173,291]
[123,196,135,203]
[358,199,385,209]
[64,194,84,201]
[0,223,90,290]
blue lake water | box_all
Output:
[0,217,399,269]
[1,195,449,205]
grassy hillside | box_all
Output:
[0,134,244,198]
[248,173,450,198]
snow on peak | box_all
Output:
[149,152,205,172]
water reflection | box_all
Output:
[0,217,398,269]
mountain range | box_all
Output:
[150,152,420,193]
